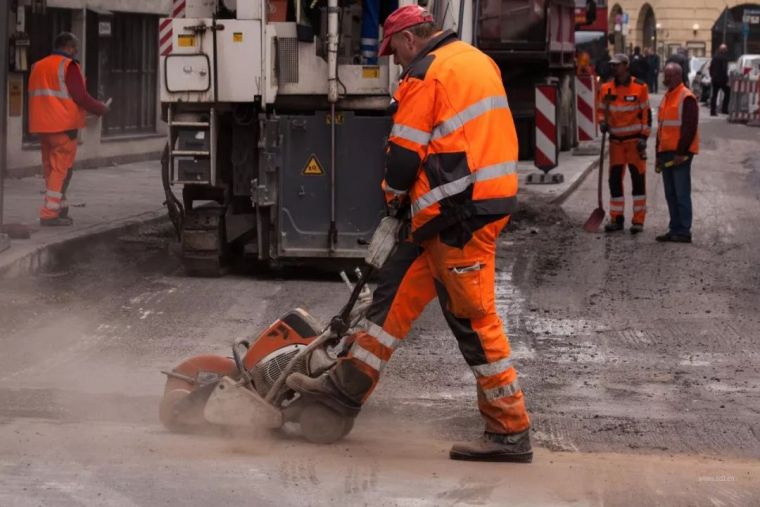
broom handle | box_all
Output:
[598,131,606,208]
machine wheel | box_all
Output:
[299,403,353,444]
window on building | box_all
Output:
[686,42,706,58]
[100,13,158,137]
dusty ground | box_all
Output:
[0,103,759,505]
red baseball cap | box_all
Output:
[379,5,435,57]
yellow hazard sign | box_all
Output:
[178,34,195,47]
[303,154,324,176]
[233,32,243,42]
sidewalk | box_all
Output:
[517,142,601,204]
[0,149,600,278]
[0,160,165,277]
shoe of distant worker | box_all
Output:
[630,223,644,234]
[450,430,533,463]
[40,216,74,227]
[286,372,362,417]
[604,217,624,232]
[656,232,691,243]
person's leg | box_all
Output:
[721,84,731,115]
[607,142,626,229]
[39,133,77,222]
[661,161,680,234]
[628,142,647,228]
[429,218,529,436]
[710,84,720,116]
[328,241,438,403]
[670,157,693,237]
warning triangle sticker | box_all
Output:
[303,154,324,176]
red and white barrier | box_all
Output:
[159,0,187,57]
[535,84,559,171]
[575,75,597,141]
[728,75,760,123]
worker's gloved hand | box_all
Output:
[637,139,647,160]
[599,121,608,134]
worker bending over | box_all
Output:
[287,5,532,463]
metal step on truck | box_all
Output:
[159,0,584,276]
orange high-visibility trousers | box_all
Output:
[608,140,646,225]
[331,217,530,435]
[39,133,77,220]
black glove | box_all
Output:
[637,139,648,160]
[599,121,608,134]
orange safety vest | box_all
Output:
[597,77,651,141]
[28,54,86,134]
[387,32,518,240]
[657,83,700,154]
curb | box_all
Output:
[7,152,163,179]
[550,157,600,206]
[0,209,167,279]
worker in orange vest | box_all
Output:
[287,5,532,463]
[597,53,652,234]
[655,62,699,243]
[28,32,109,226]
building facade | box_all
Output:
[608,1,760,59]
[5,0,171,175]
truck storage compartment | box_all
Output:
[478,0,547,49]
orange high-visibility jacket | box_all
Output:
[28,54,86,134]
[657,83,700,154]
[597,77,651,142]
[383,30,519,241]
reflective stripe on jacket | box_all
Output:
[385,30,518,241]
[657,83,700,154]
[28,54,86,134]
[597,77,651,142]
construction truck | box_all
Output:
[159,0,585,275]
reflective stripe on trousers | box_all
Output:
[333,218,530,434]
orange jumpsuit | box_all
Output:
[330,30,530,436]
[597,77,651,225]
[28,53,87,220]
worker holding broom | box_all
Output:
[597,54,652,234]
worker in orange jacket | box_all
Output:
[287,5,532,463]
[655,62,700,243]
[597,53,652,234]
[28,32,109,226]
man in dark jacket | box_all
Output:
[666,48,690,88]
[630,46,650,81]
[596,50,612,82]
[645,47,660,92]
[709,44,730,116]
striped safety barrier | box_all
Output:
[159,0,187,57]
[535,84,559,172]
[575,74,597,141]
[727,73,760,124]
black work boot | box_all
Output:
[40,216,73,227]
[630,223,644,234]
[604,216,624,232]
[59,207,69,219]
[286,372,361,417]
[450,430,533,463]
